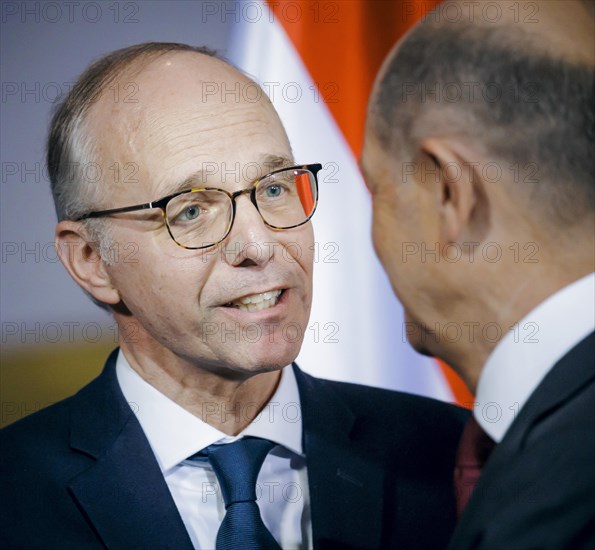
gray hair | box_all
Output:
[372,22,595,226]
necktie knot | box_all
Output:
[198,437,281,550]
[206,437,276,508]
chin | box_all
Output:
[402,311,435,357]
[251,345,301,371]
[231,340,302,375]
[407,337,434,357]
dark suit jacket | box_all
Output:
[448,332,595,550]
[1,349,467,549]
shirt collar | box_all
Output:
[476,273,595,443]
[116,352,303,474]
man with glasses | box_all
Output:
[77,163,321,254]
[1,43,466,549]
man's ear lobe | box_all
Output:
[55,221,121,305]
[420,138,477,243]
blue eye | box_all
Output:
[265,184,283,198]
[181,205,200,220]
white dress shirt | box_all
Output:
[475,273,595,442]
[116,352,312,549]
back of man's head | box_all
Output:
[362,0,594,385]
[372,0,594,231]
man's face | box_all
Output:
[361,122,440,356]
[88,53,314,376]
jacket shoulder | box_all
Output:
[0,367,106,465]
[302,373,469,455]
[1,350,117,452]
[1,392,75,446]
[318,375,468,424]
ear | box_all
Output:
[55,221,121,305]
[419,138,477,243]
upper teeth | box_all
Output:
[230,290,282,312]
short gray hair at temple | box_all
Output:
[47,42,221,306]
[372,21,595,226]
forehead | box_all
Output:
[86,52,291,195]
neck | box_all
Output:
[118,337,282,435]
[440,263,593,393]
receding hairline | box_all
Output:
[103,47,250,88]
[48,43,248,222]
[81,48,278,140]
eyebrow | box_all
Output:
[168,154,295,196]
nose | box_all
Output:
[223,193,276,267]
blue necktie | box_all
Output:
[205,437,282,550]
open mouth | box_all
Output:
[223,289,285,312]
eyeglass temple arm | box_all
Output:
[76,201,158,221]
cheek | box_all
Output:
[107,242,211,315]
[372,200,399,262]
[282,224,314,274]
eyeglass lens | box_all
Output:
[165,168,317,248]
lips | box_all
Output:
[223,289,284,312]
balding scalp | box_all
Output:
[372,3,594,226]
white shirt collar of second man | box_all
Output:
[476,272,595,443]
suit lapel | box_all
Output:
[501,331,595,451]
[67,349,193,549]
[67,353,390,549]
[294,365,385,550]
[451,332,595,547]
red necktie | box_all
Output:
[454,416,496,517]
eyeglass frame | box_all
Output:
[75,163,322,250]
